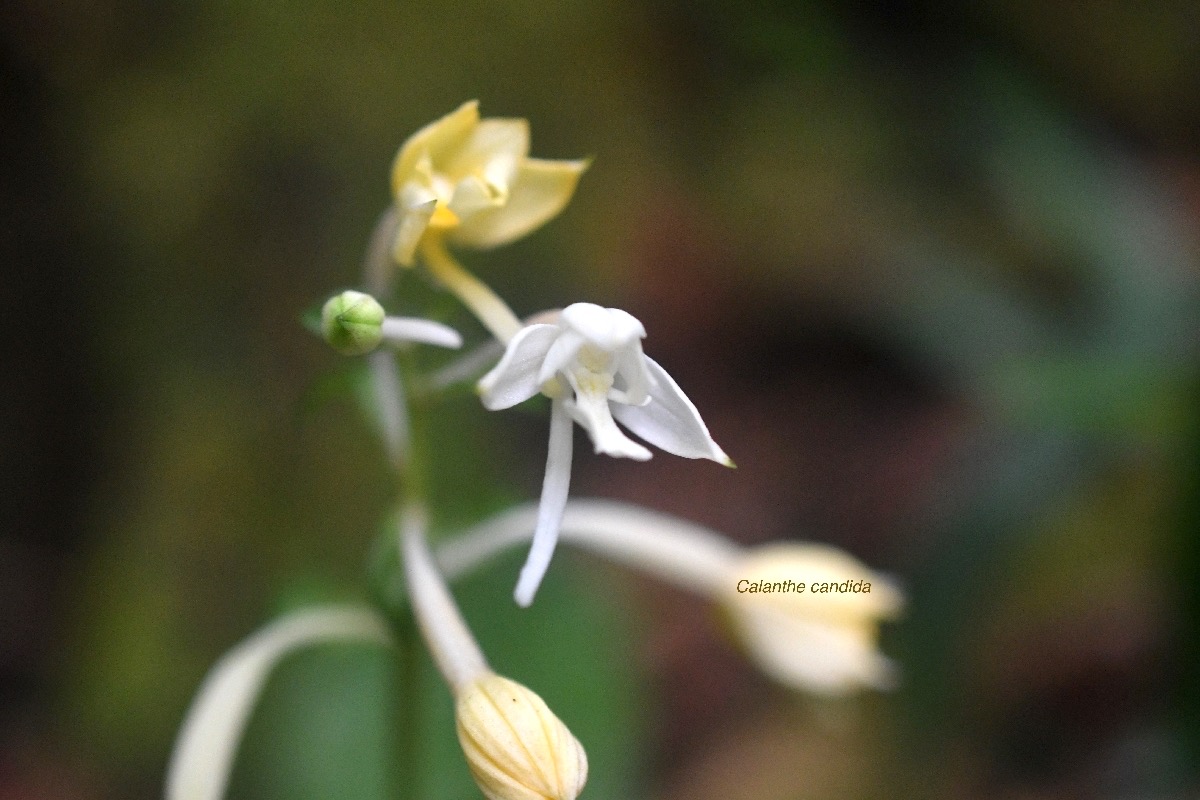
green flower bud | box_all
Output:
[322,290,385,355]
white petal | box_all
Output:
[514,398,575,607]
[165,606,392,800]
[611,342,654,406]
[559,303,608,339]
[611,356,732,464]
[391,101,480,197]
[451,157,589,250]
[381,317,463,349]
[536,329,585,385]
[567,390,652,461]
[560,303,645,351]
[478,324,560,410]
[437,499,741,596]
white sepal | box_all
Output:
[514,397,576,607]
[478,323,560,410]
[611,356,732,464]
[381,317,463,349]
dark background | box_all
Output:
[3,1,1199,798]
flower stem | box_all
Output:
[362,206,401,297]
[420,235,522,343]
[438,499,741,596]
[368,350,411,476]
[400,502,490,693]
[367,323,487,689]
[396,612,422,800]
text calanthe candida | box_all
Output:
[736,579,873,594]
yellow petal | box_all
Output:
[732,543,904,622]
[451,157,590,250]
[729,603,897,694]
[442,118,529,186]
[450,172,507,221]
[392,184,438,265]
[391,101,480,198]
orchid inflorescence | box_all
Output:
[167,101,903,800]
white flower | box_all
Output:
[478,303,732,606]
[390,101,589,266]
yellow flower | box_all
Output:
[390,101,589,266]
[721,543,903,695]
[456,672,588,800]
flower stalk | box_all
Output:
[400,501,489,692]
[400,501,589,800]
[420,234,522,343]
[437,499,902,695]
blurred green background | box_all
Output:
[3,1,1199,798]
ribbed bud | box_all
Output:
[321,290,385,355]
[456,673,588,800]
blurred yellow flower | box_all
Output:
[390,100,589,266]
[722,543,903,695]
[456,672,588,800]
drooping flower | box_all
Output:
[478,303,732,606]
[390,101,589,266]
[437,499,904,696]
[720,543,903,694]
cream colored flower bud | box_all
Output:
[722,543,904,695]
[456,673,588,800]
[322,290,385,355]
